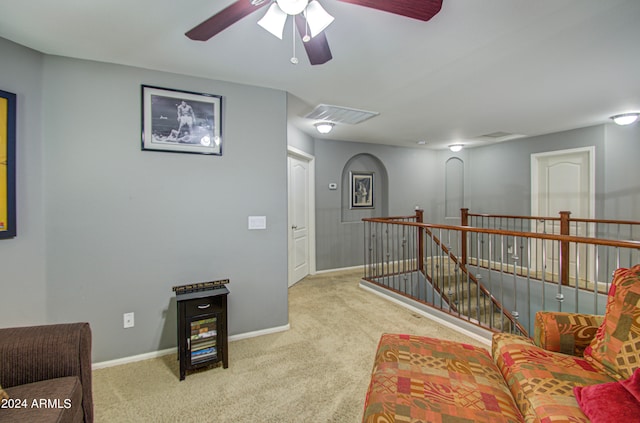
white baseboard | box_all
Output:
[91,323,291,370]
[92,347,177,370]
[359,282,492,347]
[228,323,290,342]
[315,265,364,274]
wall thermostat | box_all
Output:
[328,183,338,190]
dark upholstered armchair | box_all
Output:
[0,323,93,423]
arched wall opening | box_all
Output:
[445,157,464,219]
[341,153,389,222]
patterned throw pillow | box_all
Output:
[0,383,8,400]
[584,265,640,380]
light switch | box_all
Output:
[248,216,267,230]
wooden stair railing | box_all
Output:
[366,211,528,335]
[409,209,523,333]
[461,208,640,286]
[364,211,640,337]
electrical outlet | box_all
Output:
[123,312,134,328]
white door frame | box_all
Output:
[531,146,596,282]
[531,146,596,220]
[287,146,316,285]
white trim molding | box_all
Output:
[359,281,492,347]
[92,324,291,370]
[287,146,317,279]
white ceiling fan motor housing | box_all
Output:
[276,0,309,15]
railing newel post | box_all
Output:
[560,211,571,286]
[461,208,469,268]
[416,208,424,273]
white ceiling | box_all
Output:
[1,0,639,149]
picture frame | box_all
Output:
[141,85,222,155]
[350,171,374,209]
[0,89,16,239]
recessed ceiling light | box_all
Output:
[449,144,463,152]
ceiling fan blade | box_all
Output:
[294,15,332,65]
[337,0,442,21]
[186,0,269,41]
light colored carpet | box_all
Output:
[93,268,488,422]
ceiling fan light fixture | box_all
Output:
[305,1,335,38]
[449,144,463,152]
[611,112,640,126]
[315,122,334,134]
[257,3,288,39]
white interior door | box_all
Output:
[287,150,314,286]
[531,147,595,282]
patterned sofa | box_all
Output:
[362,333,523,422]
[363,265,640,423]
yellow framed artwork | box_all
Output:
[0,89,16,239]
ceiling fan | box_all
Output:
[186,0,443,65]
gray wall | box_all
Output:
[287,121,314,156]
[0,38,47,326]
[604,123,640,220]
[315,124,639,270]
[314,139,439,270]
[1,40,289,362]
[466,125,606,216]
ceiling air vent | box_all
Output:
[304,104,379,125]
[475,131,525,143]
[480,131,514,139]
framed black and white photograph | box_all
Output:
[350,171,374,209]
[141,85,222,155]
[0,89,16,239]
